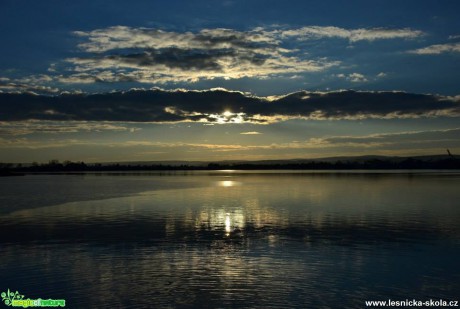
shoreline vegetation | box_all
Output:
[1,155,459,175]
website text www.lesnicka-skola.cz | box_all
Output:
[365,299,458,307]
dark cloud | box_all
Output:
[104,48,267,72]
[269,91,458,119]
[0,89,458,123]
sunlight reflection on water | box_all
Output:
[217,179,241,187]
[0,172,459,308]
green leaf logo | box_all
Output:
[1,289,24,306]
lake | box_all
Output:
[1,171,459,308]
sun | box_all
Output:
[223,110,233,117]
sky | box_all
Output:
[0,0,459,163]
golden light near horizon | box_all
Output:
[217,110,234,124]
[210,110,246,124]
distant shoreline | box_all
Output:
[2,156,459,174]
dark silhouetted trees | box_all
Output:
[1,157,460,174]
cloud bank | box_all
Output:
[58,25,424,84]
[0,89,458,124]
[66,26,337,84]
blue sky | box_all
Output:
[0,0,459,162]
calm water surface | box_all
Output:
[1,171,459,308]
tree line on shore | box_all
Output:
[1,157,460,174]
